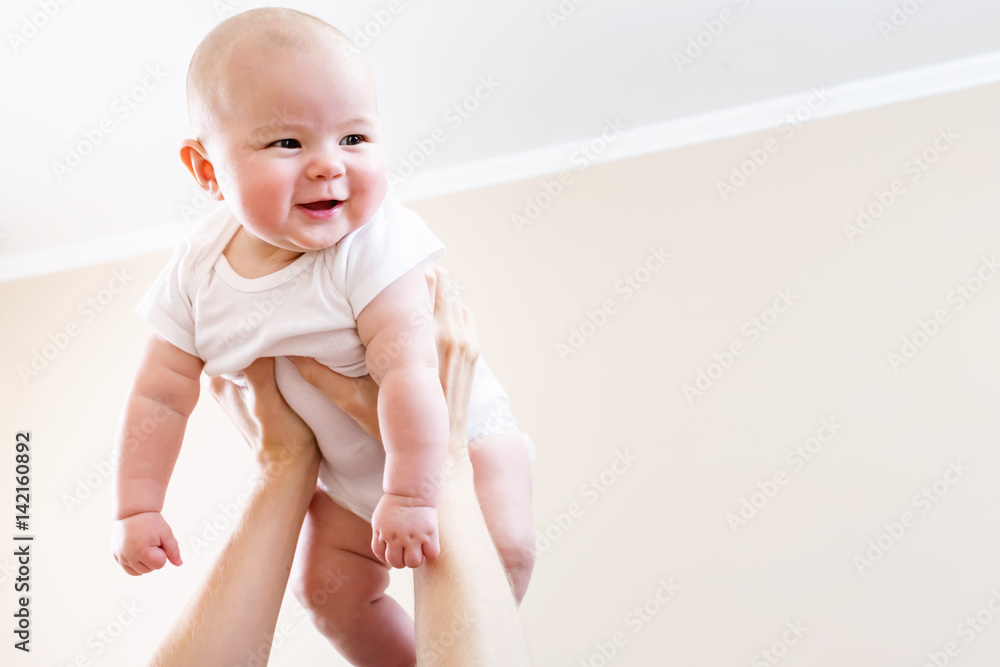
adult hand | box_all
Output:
[425,265,480,451]
[286,357,382,441]
[207,356,318,472]
[150,361,324,667]
[288,265,481,452]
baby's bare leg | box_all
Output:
[467,428,536,603]
[291,487,416,666]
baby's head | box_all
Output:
[181,8,387,253]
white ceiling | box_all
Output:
[1,0,999,279]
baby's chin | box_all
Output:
[289,232,350,252]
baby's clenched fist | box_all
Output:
[370,494,440,569]
[111,511,183,576]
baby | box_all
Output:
[110,7,536,664]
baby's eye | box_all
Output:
[340,134,365,146]
[269,138,301,149]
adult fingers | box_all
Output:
[288,357,354,405]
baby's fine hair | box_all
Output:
[185,7,356,140]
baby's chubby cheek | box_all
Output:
[353,168,389,221]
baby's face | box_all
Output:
[207,43,387,253]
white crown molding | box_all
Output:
[392,50,1000,201]
[2,50,999,284]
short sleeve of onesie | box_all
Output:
[134,205,237,359]
[134,236,199,357]
[334,195,447,320]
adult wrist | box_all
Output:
[254,444,320,480]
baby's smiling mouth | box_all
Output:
[299,200,341,211]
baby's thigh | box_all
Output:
[291,487,391,617]
[467,428,535,553]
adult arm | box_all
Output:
[146,357,320,667]
[294,266,531,666]
[411,267,531,667]
[148,266,530,666]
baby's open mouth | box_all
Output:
[300,200,341,211]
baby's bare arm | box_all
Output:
[357,263,449,508]
[357,265,449,501]
[113,333,204,520]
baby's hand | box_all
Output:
[370,494,440,569]
[111,511,183,576]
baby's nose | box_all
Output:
[306,149,345,180]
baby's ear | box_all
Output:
[179,139,224,201]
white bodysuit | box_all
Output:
[136,195,535,522]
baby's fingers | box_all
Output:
[422,535,441,563]
[371,534,388,565]
[160,528,183,566]
[403,545,424,569]
[384,539,407,569]
[114,553,143,577]
[121,555,153,576]
[139,546,167,571]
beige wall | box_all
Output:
[2,81,999,665]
